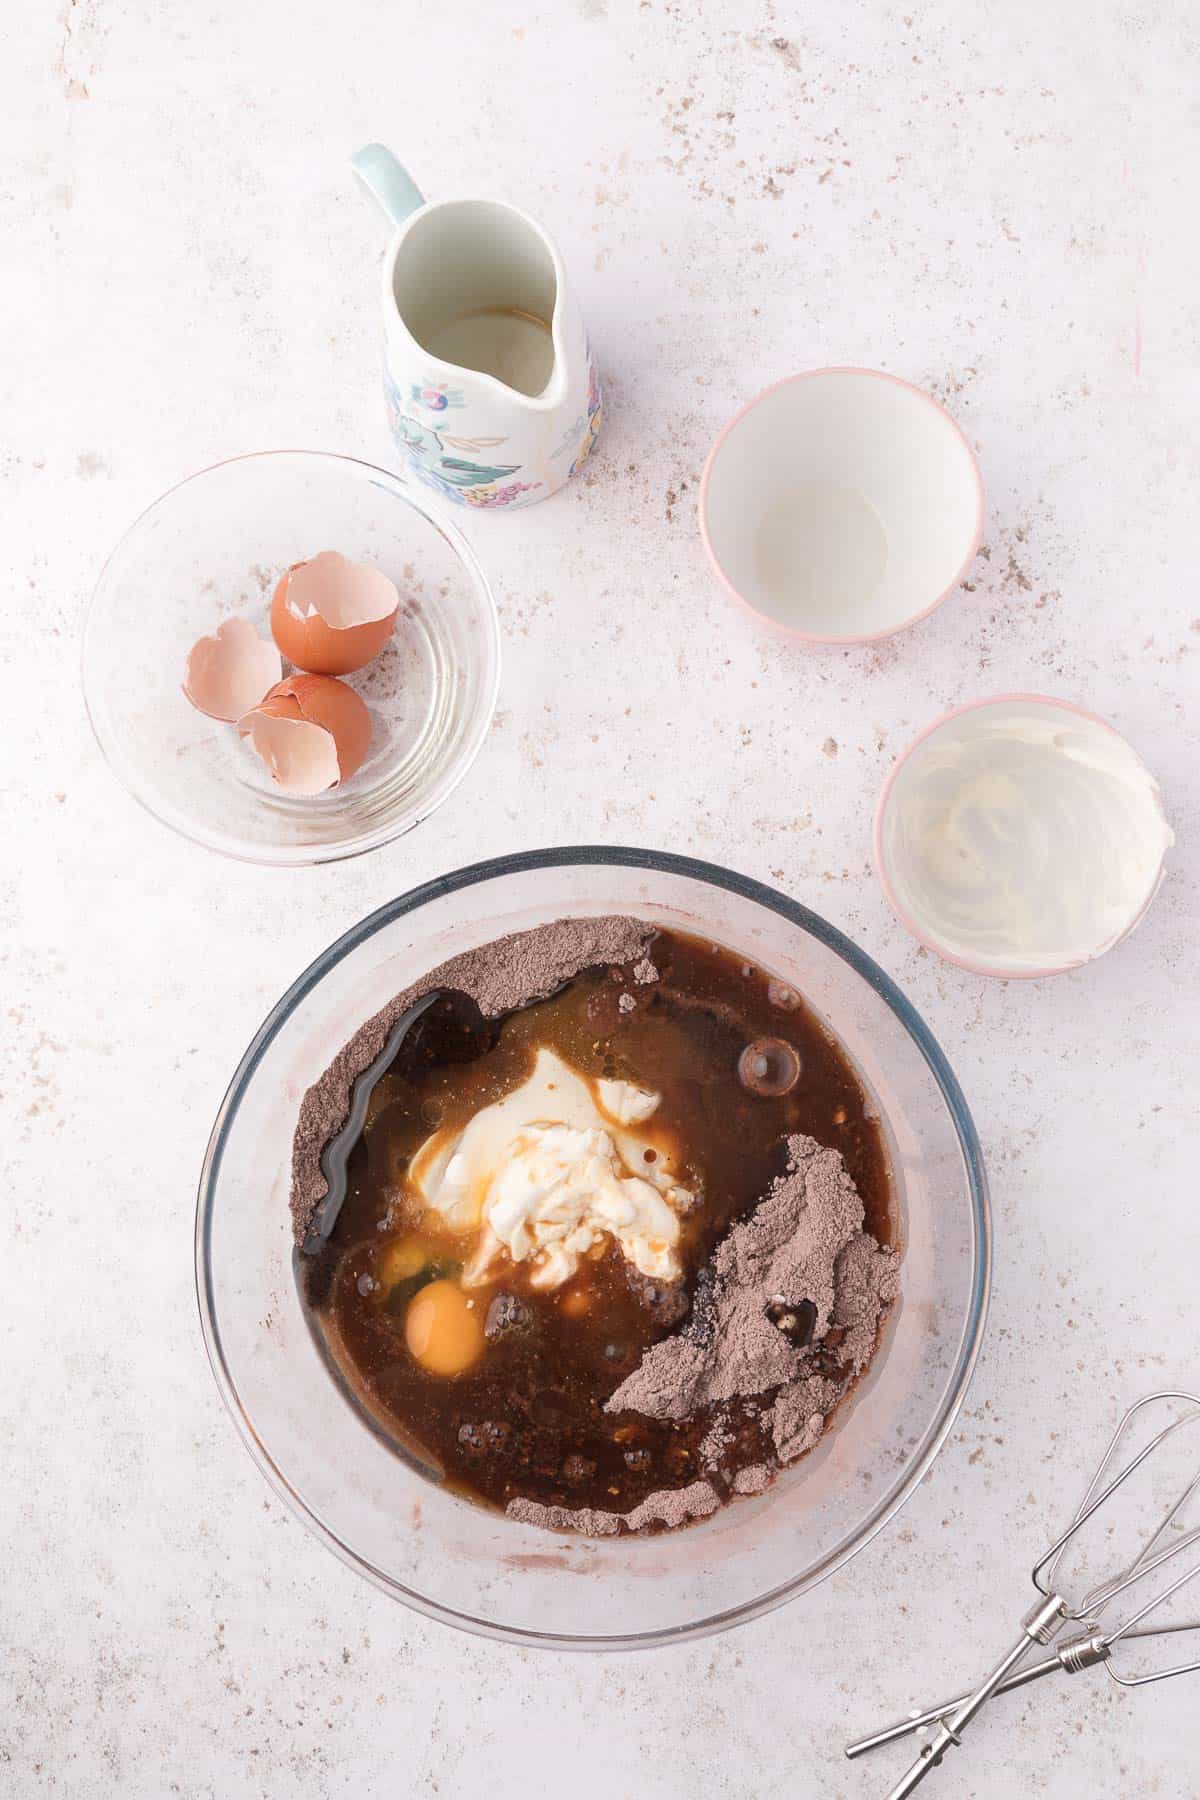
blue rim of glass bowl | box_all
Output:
[196,845,991,1650]
[81,449,501,867]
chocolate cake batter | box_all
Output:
[290,917,900,1536]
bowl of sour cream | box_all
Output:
[874,695,1175,978]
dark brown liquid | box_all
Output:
[298,930,892,1519]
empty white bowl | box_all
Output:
[874,695,1174,978]
[699,369,983,643]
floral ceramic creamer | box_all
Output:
[353,145,602,510]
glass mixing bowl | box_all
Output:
[197,848,990,1648]
[83,451,499,865]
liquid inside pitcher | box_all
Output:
[392,202,559,399]
[422,306,554,398]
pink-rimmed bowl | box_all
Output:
[699,369,983,645]
[873,694,1174,980]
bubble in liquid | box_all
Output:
[737,1037,801,1097]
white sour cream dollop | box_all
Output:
[879,700,1173,973]
[409,1047,691,1288]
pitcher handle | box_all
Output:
[351,144,425,229]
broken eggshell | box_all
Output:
[270,550,400,676]
[239,673,372,796]
[182,616,283,722]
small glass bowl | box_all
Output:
[82,451,500,865]
[197,848,990,1649]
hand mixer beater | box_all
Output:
[847,1391,1200,1796]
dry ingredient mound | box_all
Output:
[506,1135,898,1536]
[290,914,654,1244]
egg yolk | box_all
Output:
[404,1279,484,1377]
[377,1236,430,1293]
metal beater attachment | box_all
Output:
[846,1391,1200,1797]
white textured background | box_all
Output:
[3,1,1199,1794]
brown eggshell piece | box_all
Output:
[182,616,282,721]
[243,690,304,725]
[270,550,400,675]
[241,673,372,787]
[240,713,342,795]
[281,673,372,781]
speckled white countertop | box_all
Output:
[4,1,1198,1793]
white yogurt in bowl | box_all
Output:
[874,696,1174,977]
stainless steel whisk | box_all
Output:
[846,1391,1200,1797]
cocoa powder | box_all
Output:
[506,1137,898,1537]
[506,1479,721,1536]
[606,1135,898,1473]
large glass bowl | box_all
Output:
[82,451,499,865]
[197,848,990,1648]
